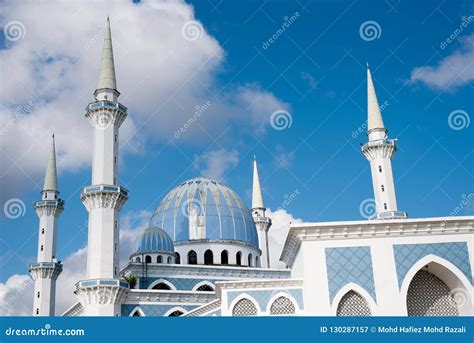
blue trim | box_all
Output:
[393,242,472,288]
[227,288,304,310]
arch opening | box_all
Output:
[336,290,371,316]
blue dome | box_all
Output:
[149,177,258,247]
[134,227,174,254]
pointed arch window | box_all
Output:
[232,298,257,316]
[168,310,184,317]
[204,250,213,265]
[336,290,371,316]
[152,282,172,290]
[236,251,242,266]
[196,284,214,292]
[270,296,295,315]
[188,250,197,265]
[221,250,229,265]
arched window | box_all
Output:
[196,284,214,292]
[145,255,152,263]
[236,251,242,266]
[41,228,44,234]
[381,185,385,192]
[204,250,213,265]
[167,256,172,264]
[232,298,257,316]
[336,290,371,316]
[248,253,253,267]
[221,250,229,265]
[168,310,184,317]
[132,309,142,316]
[270,296,296,315]
[36,308,39,315]
[37,291,40,298]
[152,282,172,290]
[188,250,197,265]
[407,270,458,316]
[157,255,162,263]
[175,253,180,264]
[378,166,382,172]
[135,257,141,263]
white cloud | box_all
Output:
[0,209,151,316]
[267,208,303,269]
[409,34,474,90]
[193,149,239,181]
[0,0,288,202]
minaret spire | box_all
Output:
[367,64,385,132]
[43,134,58,191]
[29,134,64,316]
[251,157,272,268]
[361,65,407,220]
[95,17,118,101]
[252,156,264,209]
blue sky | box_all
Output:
[0,0,473,289]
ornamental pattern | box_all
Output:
[86,107,127,129]
[406,270,458,316]
[232,298,257,316]
[269,296,295,315]
[336,291,371,316]
[81,190,128,211]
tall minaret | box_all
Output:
[29,135,64,316]
[75,17,129,316]
[361,64,407,220]
[251,157,272,268]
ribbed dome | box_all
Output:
[134,227,174,254]
[149,177,258,247]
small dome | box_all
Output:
[149,177,258,247]
[134,227,174,255]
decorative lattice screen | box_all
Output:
[232,298,257,316]
[336,290,371,316]
[407,270,459,316]
[270,296,296,315]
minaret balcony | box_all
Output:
[361,138,397,160]
[34,199,64,217]
[74,278,129,307]
[81,184,128,211]
[370,210,408,220]
[29,262,63,280]
[85,101,128,129]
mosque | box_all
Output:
[28,18,473,317]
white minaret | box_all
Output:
[361,64,407,220]
[75,17,129,316]
[29,135,63,316]
[251,157,272,268]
